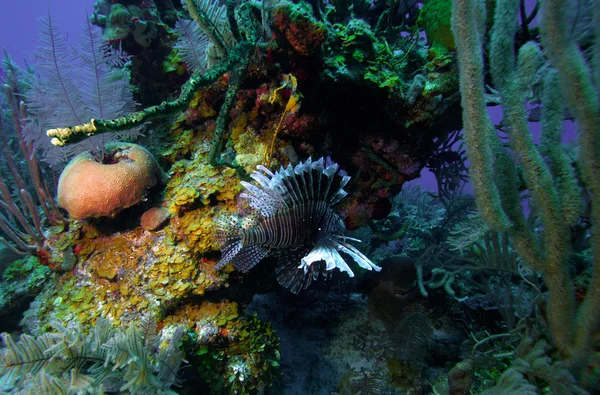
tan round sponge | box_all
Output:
[57,143,167,220]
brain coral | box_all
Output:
[57,143,167,220]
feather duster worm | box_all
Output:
[215,157,381,293]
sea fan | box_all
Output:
[175,0,236,71]
[26,11,90,128]
[182,0,234,46]
[24,11,140,167]
[173,19,210,74]
[215,157,381,293]
[77,14,137,121]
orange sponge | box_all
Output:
[57,143,167,220]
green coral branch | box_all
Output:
[184,0,229,58]
[208,43,252,169]
[47,42,251,147]
[415,262,428,297]
[226,0,241,43]
[504,40,575,354]
[539,69,582,225]
[427,267,457,296]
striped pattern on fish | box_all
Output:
[215,157,381,293]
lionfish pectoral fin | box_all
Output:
[231,245,270,273]
[301,240,356,277]
[214,214,244,271]
[333,238,382,272]
[214,237,243,271]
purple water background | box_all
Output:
[0,0,96,65]
[0,0,578,193]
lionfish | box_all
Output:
[215,157,381,293]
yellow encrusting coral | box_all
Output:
[25,223,229,331]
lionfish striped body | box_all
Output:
[215,157,380,293]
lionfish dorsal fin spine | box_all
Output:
[321,162,339,202]
[313,157,324,200]
[329,175,351,205]
[338,174,351,191]
[329,189,348,206]
[284,176,301,206]
[292,163,306,203]
[253,172,289,212]
[274,172,297,207]
[256,165,274,177]
[293,162,306,202]
[250,171,272,189]
[288,165,305,204]
[304,158,314,200]
[241,181,284,216]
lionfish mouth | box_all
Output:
[215,157,381,293]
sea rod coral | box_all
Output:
[452,0,599,376]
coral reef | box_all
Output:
[22,224,228,332]
[447,359,474,394]
[418,0,455,50]
[272,2,328,56]
[183,302,280,394]
[57,143,167,219]
[48,0,461,229]
[90,0,183,105]
[5,0,597,393]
